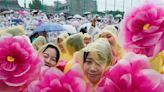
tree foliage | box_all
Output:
[29,0,44,10]
[105,10,124,17]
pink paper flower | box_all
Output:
[123,3,164,57]
[26,66,66,92]
[61,63,92,92]
[0,36,42,91]
[26,64,90,92]
[97,53,164,92]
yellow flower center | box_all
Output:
[7,56,15,62]
[143,24,150,31]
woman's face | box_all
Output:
[83,53,105,85]
[84,37,91,46]
[57,38,64,51]
[100,32,115,47]
[42,47,57,67]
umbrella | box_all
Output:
[73,14,83,19]
[63,25,77,34]
[67,16,73,19]
[0,10,13,14]
[33,23,64,33]
[78,23,91,32]
[83,12,91,15]
[115,14,122,18]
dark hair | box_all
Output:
[67,33,71,36]
[114,26,119,30]
[83,52,89,63]
[43,44,60,63]
[80,27,87,34]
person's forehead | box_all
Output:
[84,37,91,39]
[58,38,63,40]
[43,53,56,59]
[86,54,93,59]
[101,32,111,36]
[85,52,106,66]
[44,48,57,55]
[86,52,100,59]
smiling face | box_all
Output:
[100,32,115,47]
[42,47,57,67]
[84,37,91,46]
[83,52,105,85]
[57,38,64,51]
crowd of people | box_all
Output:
[0,1,164,92]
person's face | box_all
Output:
[42,47,57,67]
[57,38,64,51]
[43,31,47,37]
[84,37,91,46]
[83,53,105,85]
[100,32,115,47]
[35,33,39,38]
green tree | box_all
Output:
[29,0,44,10]
[3,0,8,8]
[105,10,124,18]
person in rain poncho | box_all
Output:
[0,25,25,37]
[83,33,92,47]
[98,25,123,65]
[75,38,113,90]
[87,17,100,41]
[150,50,164,74]
[64,33,84,73]
[38,43,60,67]
[32,36,47,51]
[56,32,70,62]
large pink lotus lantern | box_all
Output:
[0,36,42,91]
[26,66,66,92]
[122,3,164,57]
[96,53,164,92]
[61,67,90,92]
[26,64,89,92]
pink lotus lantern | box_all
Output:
[97,53,164,92]
[0,36,42,91]
[26,64,90,92]
[122,3,164,57]
[26,66,65,92]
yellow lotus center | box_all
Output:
[143,24,150,31]
[7,56,15,62]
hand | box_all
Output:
[91,18,97,27]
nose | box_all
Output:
[44,57,54,67]
[44,57,50,63]
[89,63,97,72]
